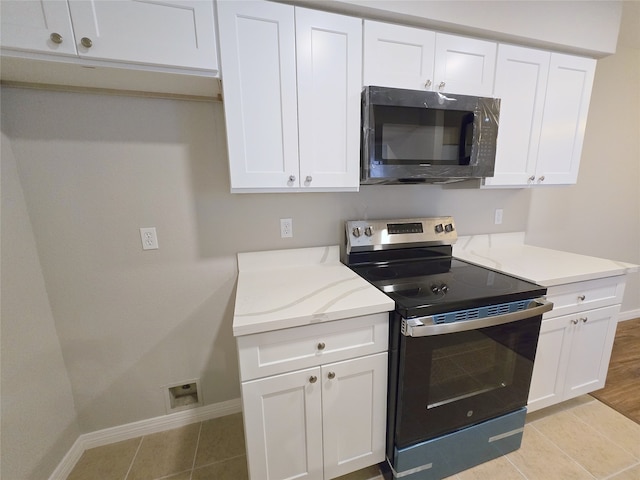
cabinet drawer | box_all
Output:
[237,313,389,381]
[544,276,625,319]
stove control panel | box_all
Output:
[345,217,457,253]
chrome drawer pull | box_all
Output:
[578,295,586,301]
[317,342,325,351]
[309,375,317,384]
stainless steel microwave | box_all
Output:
[361,86,500,184]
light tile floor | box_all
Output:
[67,396,640,480]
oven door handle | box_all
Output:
[401,298,553,337]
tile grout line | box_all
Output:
[601,460,640,480]
[188,421,203,480]
[528,422,598,480]
[195,453,247,470]
[503,451,528,480]
[123,436,144,480]
[567,403,640,460]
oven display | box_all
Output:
[388,222,424,234]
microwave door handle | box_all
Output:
[402,298,553,337]
[458,112,474,165]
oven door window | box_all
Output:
[372,105,474,166]
[394,316,541,448]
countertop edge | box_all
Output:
[233,302,394,337]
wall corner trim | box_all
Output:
[48,398,242,480]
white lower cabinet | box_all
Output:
[237,313,389,480]
[527,276,625,412]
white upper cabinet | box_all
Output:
[433,33,497,96]
[535,54,596,185]
[218,0,362,192]
[485,46,596,187]
[1,0,77,56]
[67,1,217,70]
[363,21,435,91]
[296,8,362,190]
[485,45,550,187]
[363,21,496,96]
[216,1,299,190]
[1,0,218,72]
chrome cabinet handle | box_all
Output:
[50,32,63,44]
[309,375,317,384]
[578,295,586,301]
[528,175,535,183]
[538,176,545,182]
[572,319,579,325]
[425,79,432,88]
[438,81,446,89]
[305,175,312,183]
[81,37,93,48]
[317,342,325,350]
[288,175,296,183]
[581,317,588,323]
[327,372,336,380]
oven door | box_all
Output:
[391,300,551,449]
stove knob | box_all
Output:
[445,223,455,233]
[435,224,444,233]
[440,284,449,293]
[430,284,441,294]
[364,226,374,237]
[352,226,362,238]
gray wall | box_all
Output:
[1,132,81,480]
[1,88,532,437]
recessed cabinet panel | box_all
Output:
[363,21,436,90]
[434,33,497,96]
[66,0,218,70]
[565,305,619,397]
[322,353,387,479]
[528,316,571,410]
[485,45,550,187]
[1,0,77,55]
[535,54,596,184]
[242,367,323,480]
[217,0,299,189]
[296,7,362,189]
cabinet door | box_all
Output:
[527,315,572,412]
[484,45,550,187]
[217,0,300,191]
[535,53,596,185]
[322,353,387,478]
[564,305,619,399]
[66,0,217,70]
[433,33,497,96]
[362,20,436,90]
[296,8,361,190]
[242,368,323,480]
[0,0,77,55]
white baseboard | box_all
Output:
[618,308,640,322]
[49,398,242,480]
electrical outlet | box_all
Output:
[140,227,159,250]
[494,209,503,225]
[280,218,293,238]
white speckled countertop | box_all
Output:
[454,232,638,286]
[232,245,394,336]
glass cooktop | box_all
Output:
[349,257,546,319]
